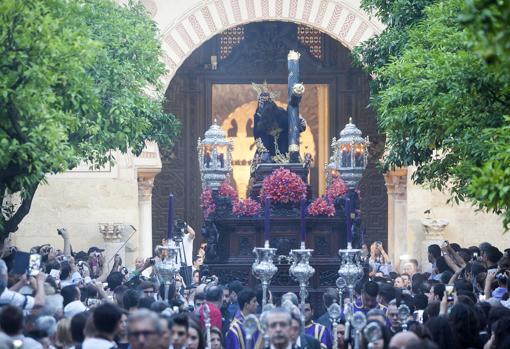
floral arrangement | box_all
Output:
[260,168,307,203]
[200,188,215,218]
[218,180,238,201]
[233,198,261,217]
[307,197,335,217]
[326,177,348,203]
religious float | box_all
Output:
[193,50,370,311]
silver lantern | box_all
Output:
[197,120,233,190]
[332,118,369,189]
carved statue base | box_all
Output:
[204,215,345,313]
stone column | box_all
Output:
[138,176,155,259]
[99,223,124,270]
[134,141,162,261]
[384,168,408,264]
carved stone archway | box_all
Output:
[150,0,384,89]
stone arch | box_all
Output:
[153,0,384,89]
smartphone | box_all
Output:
[28,254,42,276]
[446,285,454,302]
[49,269,61,279]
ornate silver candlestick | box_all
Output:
[337,248,364,303]
[154,240,181,301]
[289,244,315,326]
[328,302,342,349]
[252,241,278,307]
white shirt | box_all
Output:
[82,337,117,349]
[177,234,194,267]
[8,334,43,349]
[0,289,35,313]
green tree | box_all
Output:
[0,0,180,240]
[463,0,510,227]
[353,0,510,228]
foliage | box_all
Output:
[0,0,180,238]
[307,197,335,217]
[354,0,510,229]
[462,0,510,228]
[233,198,261,217]
[353,0,438,93]
[260,168,307,204]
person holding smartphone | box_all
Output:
[368,241,392,276]
[0,260,46,315]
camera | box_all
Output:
[149,258,156,266]
[173,220,187,243]
[120,267,129,275]
[496,272,508,283]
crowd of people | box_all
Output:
[0,227,510,349]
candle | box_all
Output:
[345,198,352,244]
[264,196,270,242]
[300,198,306,243]
[168,193,174,240]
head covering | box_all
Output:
[87,247,105,255]
[64,300,87,318]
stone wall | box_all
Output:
[13,152,141,268]
[405,168,510,271]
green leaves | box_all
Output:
[354,0,510,230]
[0,0,180,237]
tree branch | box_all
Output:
[6,99,27,143]
[2,183,39,238]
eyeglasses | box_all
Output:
[129,331,157,338]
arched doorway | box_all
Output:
[152,21,387,251]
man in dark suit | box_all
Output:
[290,310,321,349]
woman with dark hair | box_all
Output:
[448,303,482,349]
[188,320,205,349]
[210,327,223,349]
[425,316,457,349]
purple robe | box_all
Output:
[304,321,331,349]
[224,312,261,349]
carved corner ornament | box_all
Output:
[288,50,301,61]
[384,167,408,200]
[98,223,123,242]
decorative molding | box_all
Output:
[148,0,384,90]
[99,223,123,242]
[138,177,155,202]
[384,168,408,200]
